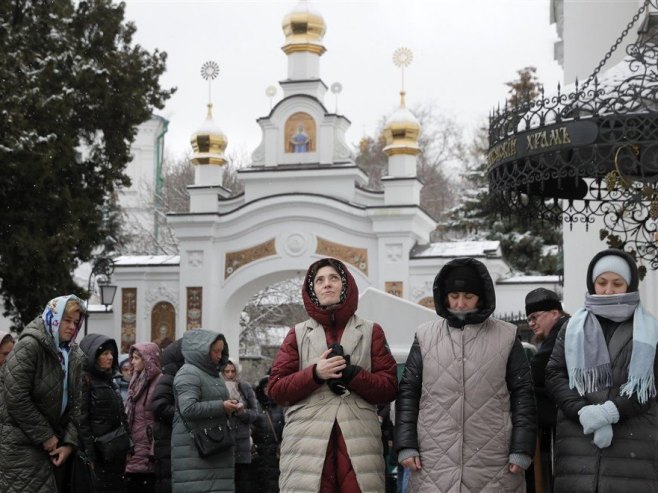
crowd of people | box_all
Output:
[0,249,656,493]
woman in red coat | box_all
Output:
[269,258,398,493]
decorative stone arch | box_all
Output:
[151,301,176,349]
[219,256,373,360]
[284,112,316,153]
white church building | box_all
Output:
[85,1,561,361]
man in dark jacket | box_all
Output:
[525,288,569,492]
[0,295,87,493]
[151,338,184,493]
[395,258,536,492]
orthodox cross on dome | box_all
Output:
[393,47,413,106]
[200,60,220,106]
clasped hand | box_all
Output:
[315,348,346,380]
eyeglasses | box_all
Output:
[526,311,547,324]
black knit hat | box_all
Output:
[443,265,483,296]
[525,288,562,316]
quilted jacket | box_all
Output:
[395,257,536,492]
[0,316,85,493]
[269,257,398,492]
[171,329,234,492]
[545,249,658,493]
[125,341,162,474]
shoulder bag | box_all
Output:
[176,398,234,458]
[94,426,131,463]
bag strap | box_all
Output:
[264,409,278,444]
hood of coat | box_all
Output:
[41,294,87,349]
[586,248,639,294]
[433,257,496,327]
[80,333,119,378]
[302,257,358,328]
[129,341,161,382]
[161,337,184,377]
[182,329,228,377]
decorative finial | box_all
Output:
[200,60,220,104]
[330,82,343,113]
[265,85,277,110]
[393,47,413,94]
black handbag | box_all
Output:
[94,426,131,463]
[176,399,234,458]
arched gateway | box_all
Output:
[106,2,558,360]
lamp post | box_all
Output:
[84,256,117,336]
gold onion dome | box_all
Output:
[383,91,421,156]
[190,103,227,165]
[281,0,326,56]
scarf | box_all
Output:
[126,367,149,426]
[565,291,658,403]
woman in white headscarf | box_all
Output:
[546,249,658,493]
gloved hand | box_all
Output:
[327,378,348,395]
[592,424,613,448]
[341,364,362,385]
[578,401,619,434]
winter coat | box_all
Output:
[0,316,85,493]
[531,315,569,429]
[395,257,536,493]
[269,257,398,493]
[252,385,285,493]
[151,338,183,493]
[78,333,130,492]
[125,341,162,475]
[223,374,259,465]
[171,329,233,493]
[545,249,658,493]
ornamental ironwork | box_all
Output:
[487,1,658,270]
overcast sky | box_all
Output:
[122,0,564,161]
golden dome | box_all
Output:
[281,1,326,56]
[383,91,421,156]
[190,104,227,165]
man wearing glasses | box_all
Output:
[525,288,570,492]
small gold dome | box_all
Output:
[190,104,227,165]
[383,92,421,156]
[281,1,326,56]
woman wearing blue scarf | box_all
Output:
[0,295,87,493]
[546,249,658,493]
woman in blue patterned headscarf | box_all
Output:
[0,295,87,493]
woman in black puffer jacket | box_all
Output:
[78,333,131,492]
[151,338,184,493]
[251,376,285,493]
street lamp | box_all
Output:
[84,256,117,336]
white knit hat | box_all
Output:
[591,255,632,285]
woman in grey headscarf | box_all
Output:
[546,249,658,493]
[0,331,15,366]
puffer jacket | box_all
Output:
[151,338,184,493]
[269,257,398,493]
[78,333,130,492]
[125,341,162,474]
[252,381,285,493]
[395,257,536,492]
[0,316,85,493]
[171,329,233,492]
[545,249,658,493]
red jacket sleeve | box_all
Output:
[268,328,322,407]
[347,323,398,405]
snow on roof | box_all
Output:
[114,255,180,266]
[498,275,560,284]
[413,240,501,258]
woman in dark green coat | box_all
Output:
[0,295,86,493]
[171,329,238,493]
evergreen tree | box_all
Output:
[0,0,174,328]
[444,67,561,275]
